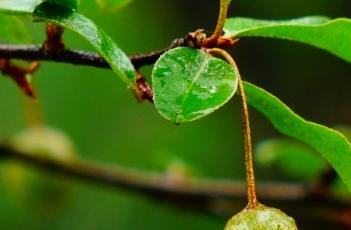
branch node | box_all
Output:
[135,71,153,103]
[0,59,40,98]
[44,23,65,54]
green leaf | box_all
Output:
[224,16,351,63]
[0,0,79,15]
[33,2,136,88]
[245,82,351,192]
[45,0,80,10]
[0,15,31,43]
[255,138,327,182]
[152,47,238,123]
[95,0,132,12]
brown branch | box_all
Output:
[0,142,350,204]
[0,59,40,97]
[0,142,308,201]
[0,44,107,68]
[0,40,183,70]
[1,142,351,228]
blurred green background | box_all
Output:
[0,0,351,229]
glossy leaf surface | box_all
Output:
[224,16,351,63]
[245,82,351,192]
[152,47,238,123]
[33,2,136,88]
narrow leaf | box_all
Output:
[152,47,238,123]
[33,2,136,88]
[245,82,351,192]
[224,16,351,63]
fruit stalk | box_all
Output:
[236,69,258,209]
[208,48,258,209]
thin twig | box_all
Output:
[0,59,40,98]
[0,41,181,70]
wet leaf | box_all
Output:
[152,47,238,123]
[245,82,351,192]
[0,60,39,98]
[224,16,351,63]
[33,2,136,88]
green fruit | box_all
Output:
[3,127,77,213]
[225,204,298,230]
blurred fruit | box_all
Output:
[3,126,77,214]
[225,204,298,230]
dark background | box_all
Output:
[0,0,350,229]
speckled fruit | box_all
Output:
[3,127,77,213]
[225,204,298,230]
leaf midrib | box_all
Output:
[174,54,210,122]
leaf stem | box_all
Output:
[208,48,259,209]
[205,0,232,46]
[44,23,65,53]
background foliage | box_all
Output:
[0,0,351,229]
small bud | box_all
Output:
[225,204,298,230]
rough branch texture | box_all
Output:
[0,44,165,69]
